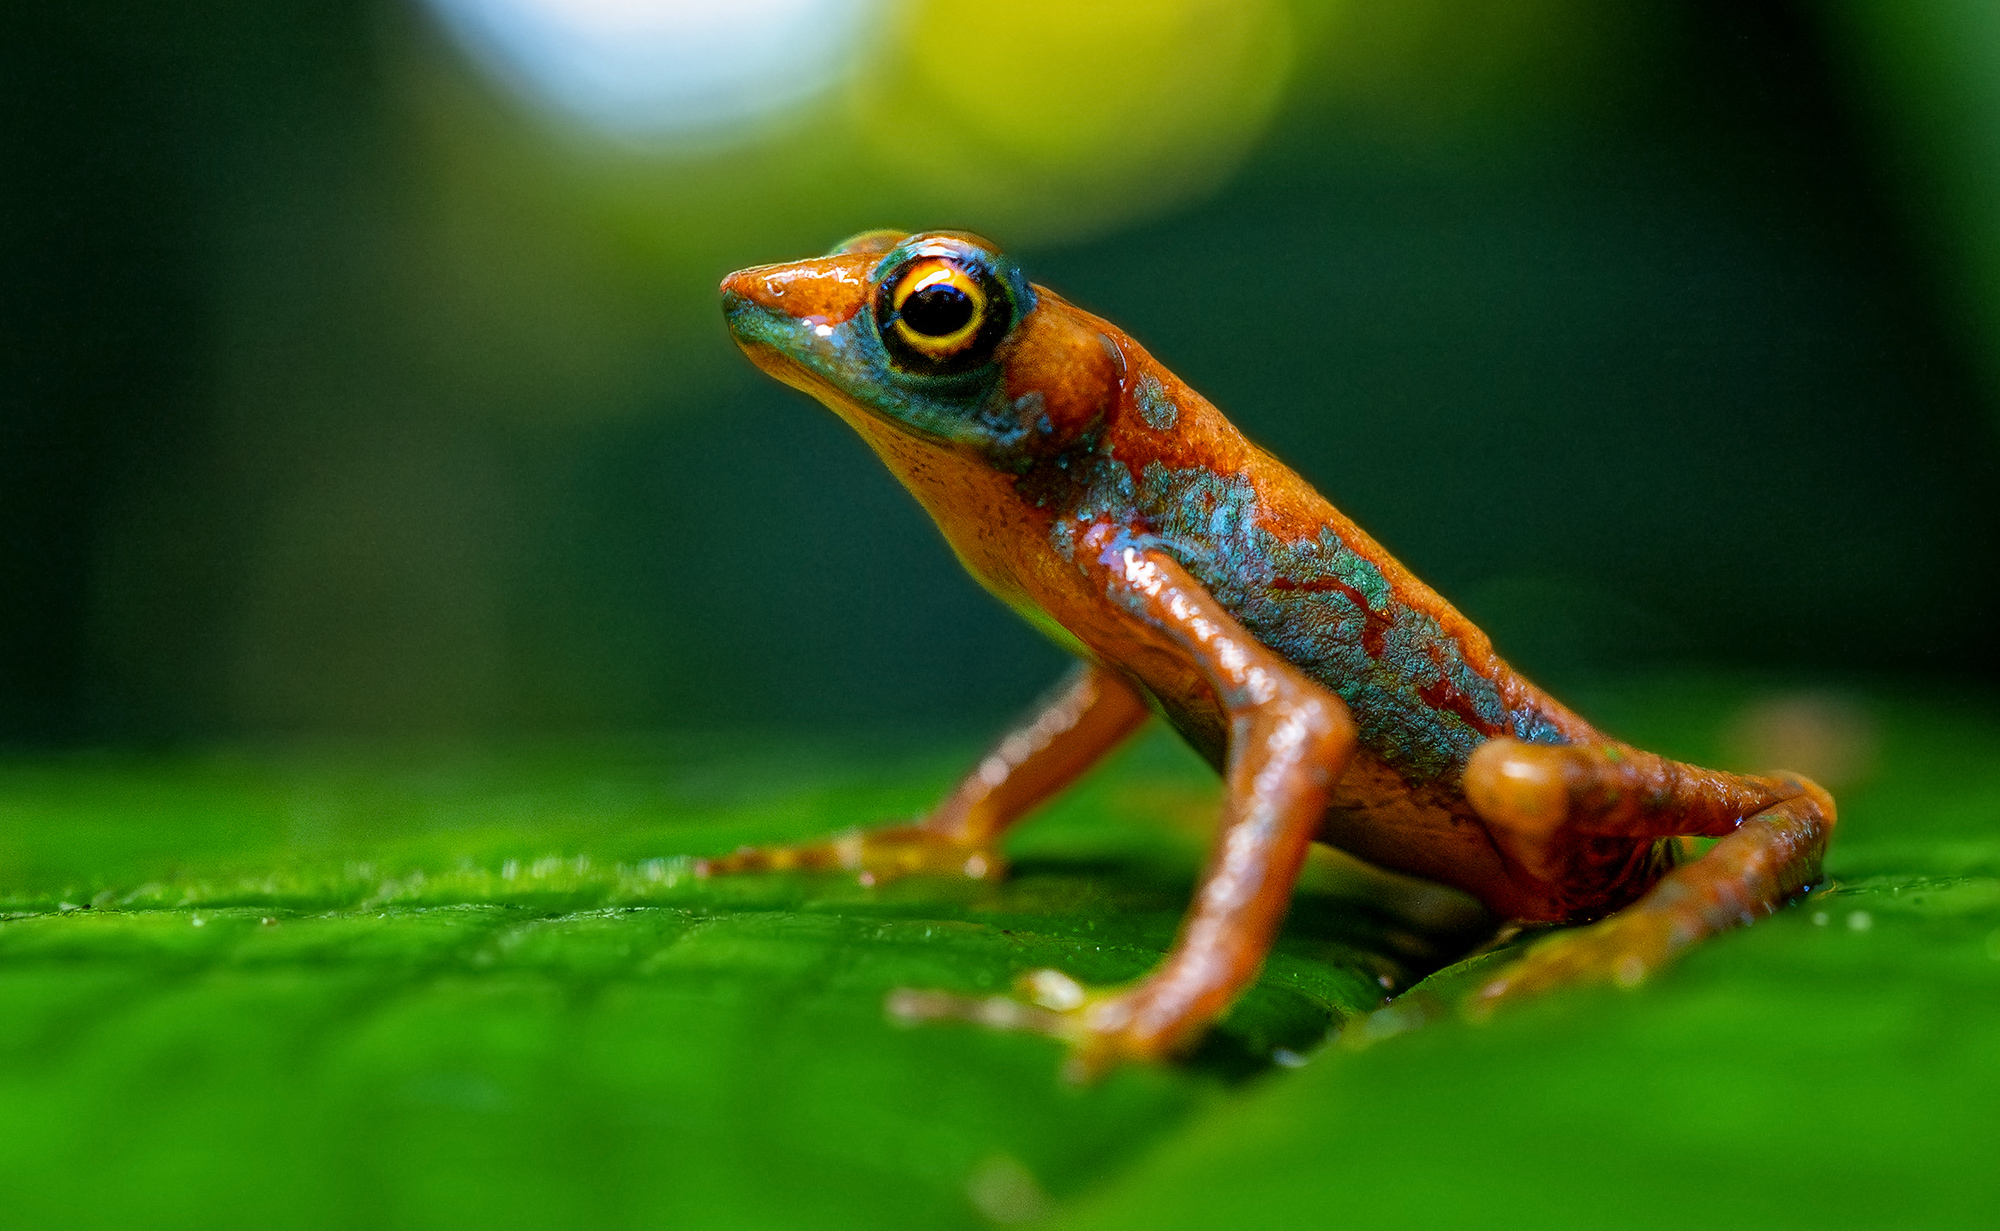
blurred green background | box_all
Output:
[6,0,2000,744]
[4,2,2000,1229]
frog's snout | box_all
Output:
[719,267,785,329]
[721,257,874,336]
[720,260,868,395]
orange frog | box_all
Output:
[709,230,1835,1078]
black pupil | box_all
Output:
[901,280,975,337]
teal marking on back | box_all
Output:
[1135,375,1178,431]
[1043,454,1569,785]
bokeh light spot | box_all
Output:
[852,0,1292,238]
[423,0,883,140]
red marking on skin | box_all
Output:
[1360,618,1388,660]
[1268,575,1390,657]
[1263,576,1329,593]
[1417,670,1505,739]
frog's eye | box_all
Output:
[875,255,1012,377]
[893,261,984,347]
[888,258,985,353]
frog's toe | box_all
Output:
[691,834,851,878]
[694,823,1004,886]
[886,968,1162,1082]
[1466,909,1677,1018]
[885,985,1070,1037]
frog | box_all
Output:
[708,229,1836,1080]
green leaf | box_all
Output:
[2,681,1995,1230]
[0,729,1402,1230]
[1059,680,2000,1231]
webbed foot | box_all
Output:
[694,823,1004,887]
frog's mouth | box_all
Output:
[721,260,871,384]
[723,265,857,399]
[721,265,999,454]
[720,289,881,435]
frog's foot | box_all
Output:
[1468,779,1833,1019]
[693,822,1003,887]
[1464,739,1834,1020]
[888,969,1172,1083]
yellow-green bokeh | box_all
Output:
[852,0,1292,240]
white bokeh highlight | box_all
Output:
[424,0,881,139]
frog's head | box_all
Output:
[721,231,1120,463]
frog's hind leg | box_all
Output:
[1462,739,1835,1014]
[695,661,1149,886]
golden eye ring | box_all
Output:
[889,259,987,358]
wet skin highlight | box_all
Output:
[710,230,1837,1079]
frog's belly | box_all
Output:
[1315,750,1515,905]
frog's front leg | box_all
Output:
[1464,739,1836,1013]
[895,529,1358,1080]
[695,661,1149,885]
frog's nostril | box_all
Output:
[720,272,775,334]
[720,267,792,318]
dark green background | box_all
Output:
[4,3,1999,1229]
[5,0,1999,744]
[1,681,1995,1230]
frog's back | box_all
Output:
[959,304,1605,901]
[1117,436,1611,906]
[1080,349,1592,797]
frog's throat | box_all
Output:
[805,367,981,480]
[733,335,987,454]
[738,336,1073,627]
